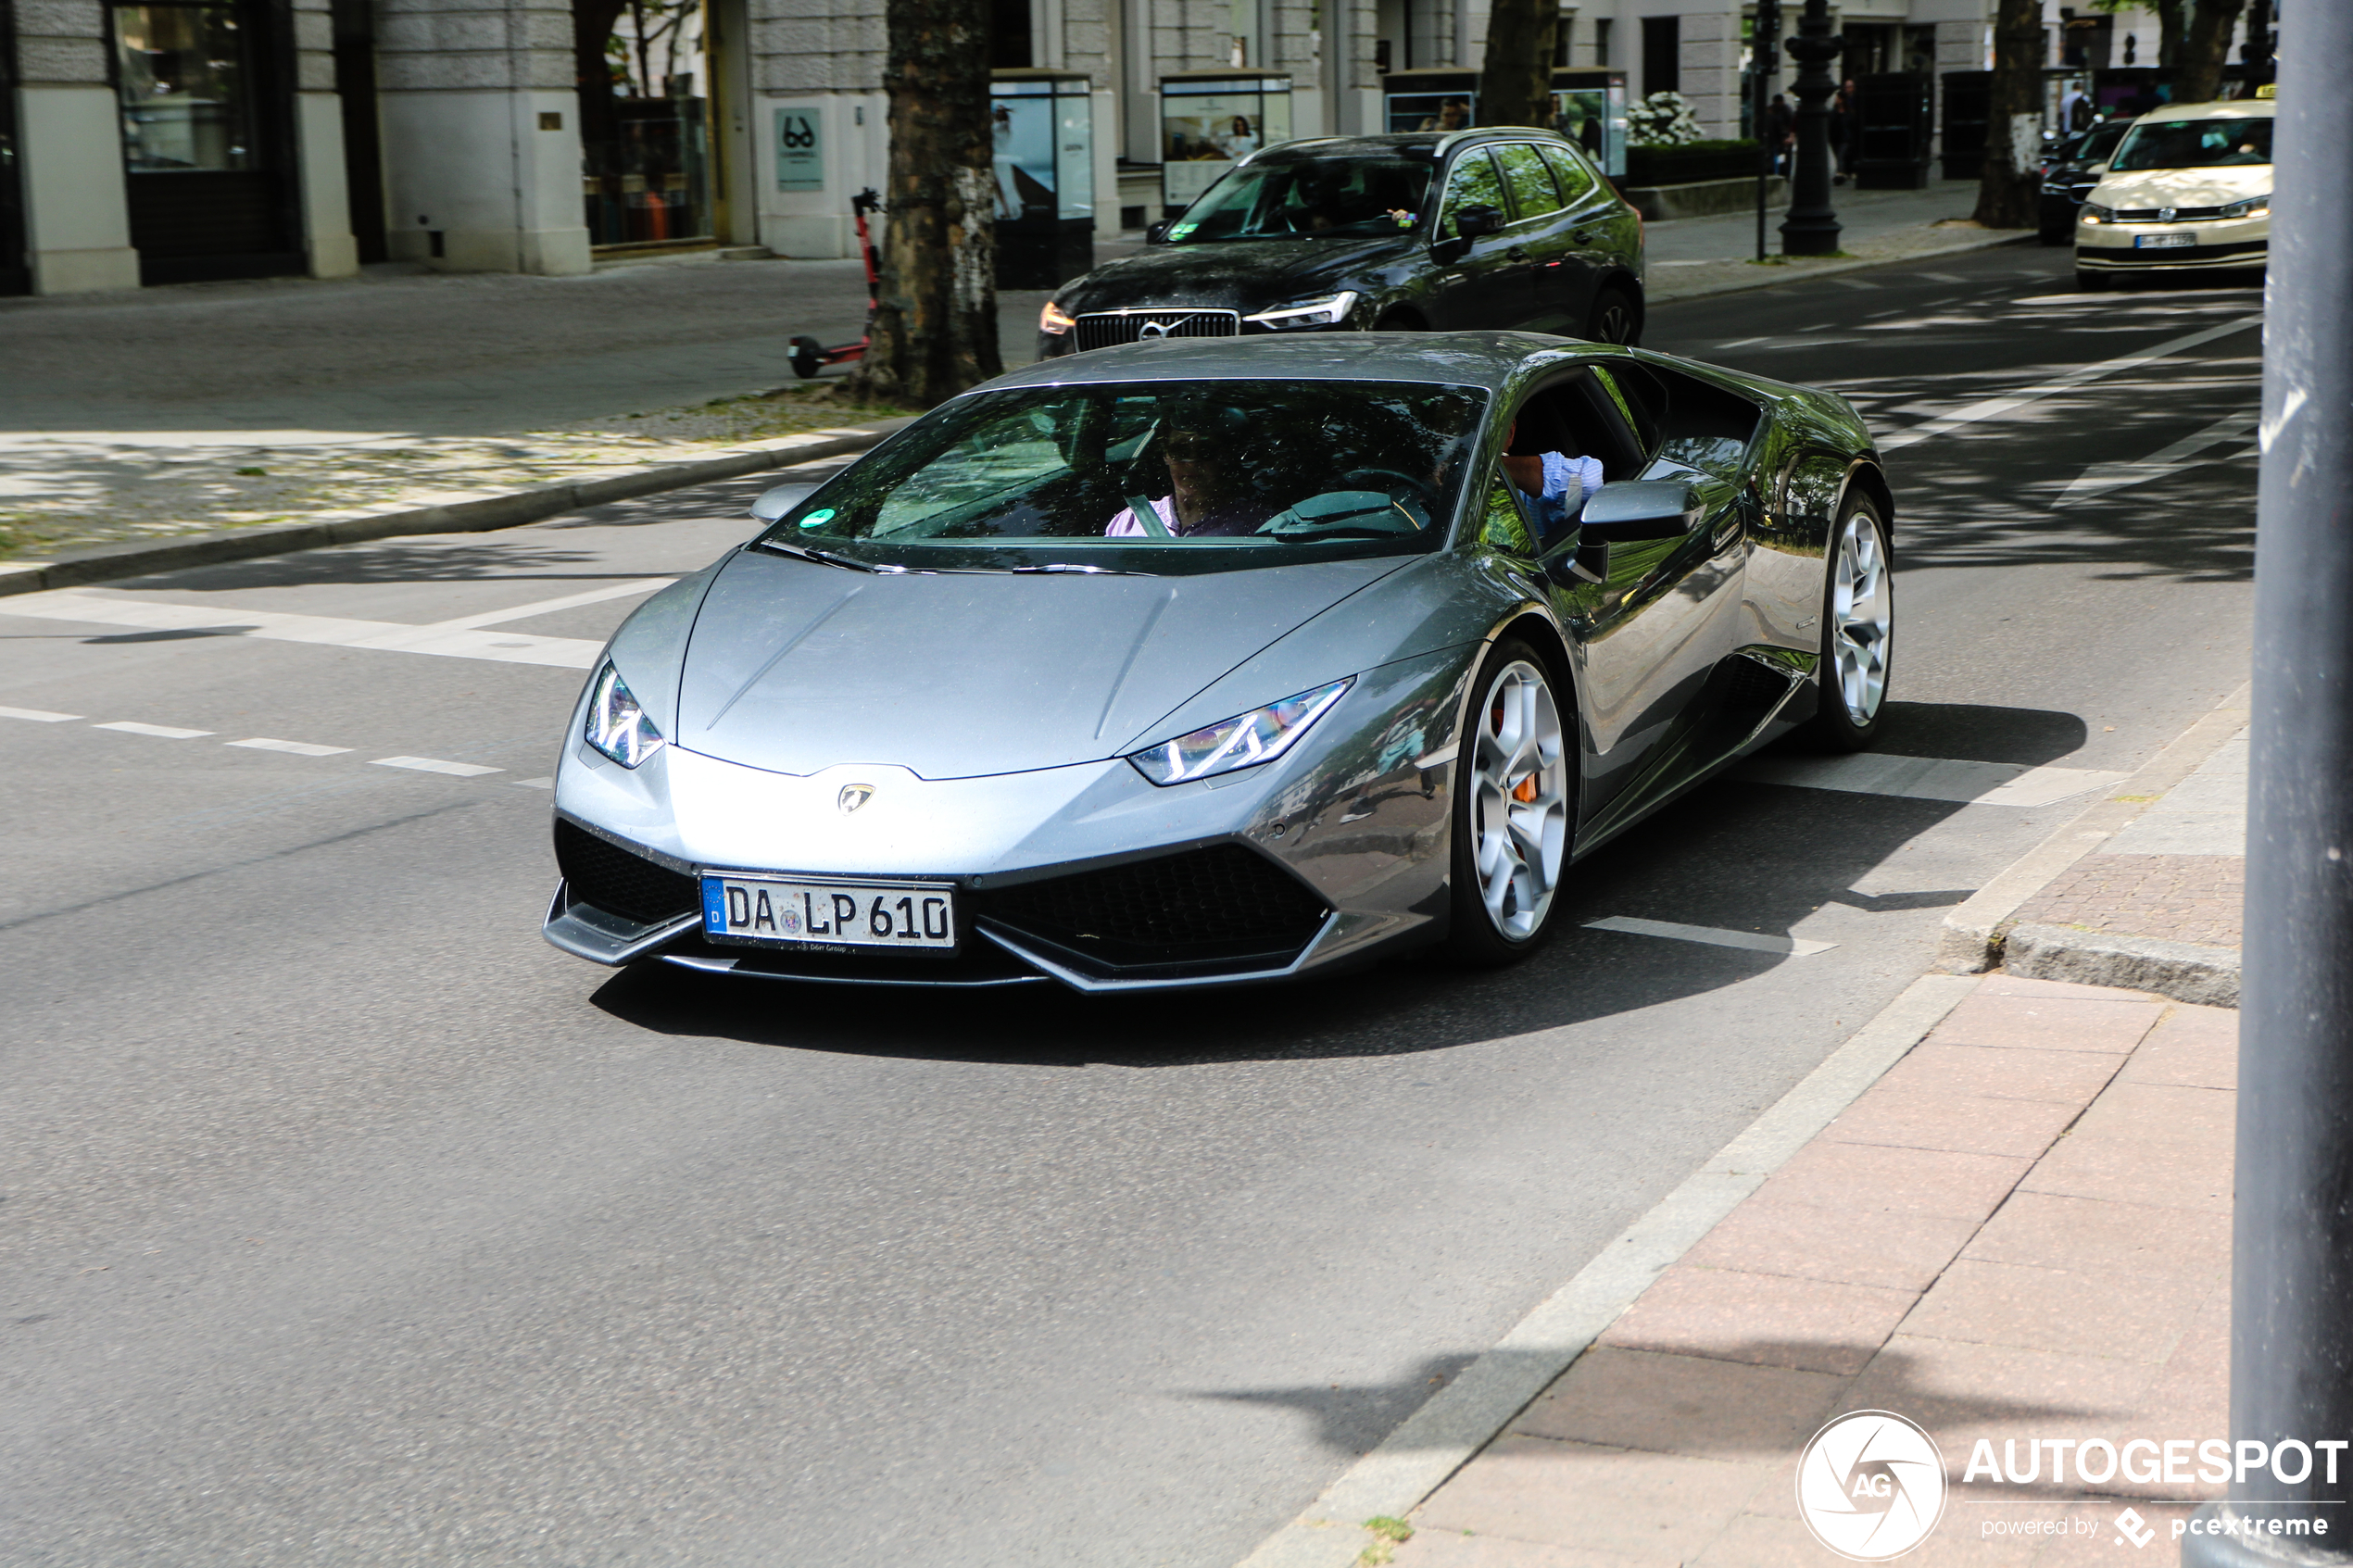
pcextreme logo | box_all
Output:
[1795,1411,1948,1562]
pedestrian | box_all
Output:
[1831,78,1856,183]
[1766,94,1793,177]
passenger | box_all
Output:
[1501,420,1603,546]
[1103,414,1263,537]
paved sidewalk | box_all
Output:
[1646,182,2032,305]
[1378,973,2233,1568]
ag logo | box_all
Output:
[1795,1411,1947,1561]
[837,783,875,813]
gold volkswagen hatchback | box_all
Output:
[2074,98,2273,289]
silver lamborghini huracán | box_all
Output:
[544,332,1894,993]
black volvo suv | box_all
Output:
[1037,130,1647,359]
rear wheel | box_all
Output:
[1447,640,1572,966]
[1803,495,1894,752]
[789,334,825,378]
[1586,285,1641,345]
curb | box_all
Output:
[0,419,912,599]
[1647,226,2036,307]
[2004,922,2241,1008]
[1934,682,2252,999]
[1232,972,1980,1568]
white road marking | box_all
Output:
[228,736,354,756]
[513,777,555,789]
[1919,271,1968,283]
[0,705,81,722]
[1738,752,2132,807]
[422,578,675,632]
[1584,916,1837,957]
[0,589,605,669]
[1878,311,2263,450]
[1714,335,1769,350]
[371,756,505,777]
[2054,410,2262,508]
[1831,277,1881,290]
[94,720,213,739]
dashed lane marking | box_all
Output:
[514,777,555,789]
[371,756,505,777]
[421,578,676,632]
[1585,916,1837,957]
[93,720,213,739]
[228,737,355,757]
[1919,272,1968,283]
[0,705,82,722]
[1738,753,2131,808]
[1830,276,1882,290]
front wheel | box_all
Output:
[788,334,825,378]
[1802,495,1894,751]
[1586,285,1641,345]
[1446,640,1573,966]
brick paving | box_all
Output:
[1386,975,2237,1568]
[2008,855,2246,950]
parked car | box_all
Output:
[1036,131,1647,359]
[2075,99,2272,288]
[542,332,1893,994]
[2038,119,2133,245]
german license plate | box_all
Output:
[700,874,956,950]
[2135,232,2196,249]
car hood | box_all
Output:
[673,547,1410,779]
[1056,234,1422,315]
[2093,167,2270,207]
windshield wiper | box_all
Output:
[1009,562,1157,576]
[752,539,879,572]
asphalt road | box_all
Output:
[0,245,2260,1566]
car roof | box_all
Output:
[1249,130,1575,164]
[2129,98,2275,120]
[969,332,1582,396]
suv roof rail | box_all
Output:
[1433,126,1569,157]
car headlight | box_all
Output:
[1243,291,1361,331]
[2220,195,2270,220]
[2081,203,2117,223]
[1128,679,1352,785]
[2041,181,2071,196]
[1039,300,1075,335]
[585,663,665,769]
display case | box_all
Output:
[1379,68,1627,179]
[1159,71,1292,216]
[991,70,1095,288]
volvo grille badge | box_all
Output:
[1137,320,1168,339]
[837,783,875,813]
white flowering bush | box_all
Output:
[1626,91,1704,146]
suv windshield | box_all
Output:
[755,380,1487,574]
[1165,157,1435,243]
[2074,121,2129,163]
[2111,116,2272,170]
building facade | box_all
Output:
[0,0,2212,294]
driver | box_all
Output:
[1103,407,1263,537]
[1501,420,1603,546]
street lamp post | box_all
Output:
[1778,0,1842,256]
[1753,0,1780,263]
[2180,0,2353,1562]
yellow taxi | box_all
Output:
[2074,97,2273,289]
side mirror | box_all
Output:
[1578,480,1704,543]
[749,481,821,521]
[1454,203,1506,239]
[1145,220,1172,244]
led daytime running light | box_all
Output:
[585,663,665,769]
[1129,679,1352,786]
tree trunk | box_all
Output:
[2156,0,2187,67]
[1970,0,2044,227]
[844,0,1002,408]
[2176,0,2247,104]
[1475,0,1559,129]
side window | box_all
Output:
[1590,367,1661,460]
[1437,149,1507,239]
[1493,144,1564,222]
[1539,143,1599,207]
[1478,472,1539,557]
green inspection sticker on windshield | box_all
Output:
[799,508,835,529]
[1166,221,1197,239]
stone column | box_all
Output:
[1679,6,1743,140]
[293,0,363,276]
[375,0,592,273]
[11,0,142,293]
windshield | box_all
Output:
[2111,116,2272,170]
[1165,157,1435,243]
[2075,121,2130,163]
[753,380,1489,574]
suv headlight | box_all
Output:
[2081,203,2116,223]
[585,663,665,768]
[2220,195,2270,220]
[1244,291,1362,331]
[1128,679,1351,785]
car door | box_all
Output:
[1424,147,1525,330]
[1489,142,1577,333]
[1537,143,1617,332]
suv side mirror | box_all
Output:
[749,481,822,521]
[1578,480,1703,542]
[1453,203,1506,239]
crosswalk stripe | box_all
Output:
[370,756,504,777]
[1585,916,1837,956]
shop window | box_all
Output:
[575,0,715,247]
[1641,16,1678,95]
[115,3,258,173]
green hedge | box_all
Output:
[1625,140,1762,187]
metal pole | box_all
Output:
[1779,0,1842,256]
[1754,0,1780,262]
[2181,0,2353,1562]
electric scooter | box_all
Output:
[788,187,882,379]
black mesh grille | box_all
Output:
[556,821,699,927]
[977,844,1328,969]
[1074,309,1241,352]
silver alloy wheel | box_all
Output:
[1591,296,1634,344]
[1470,659,1569,940]
[1831,508,1893,725]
